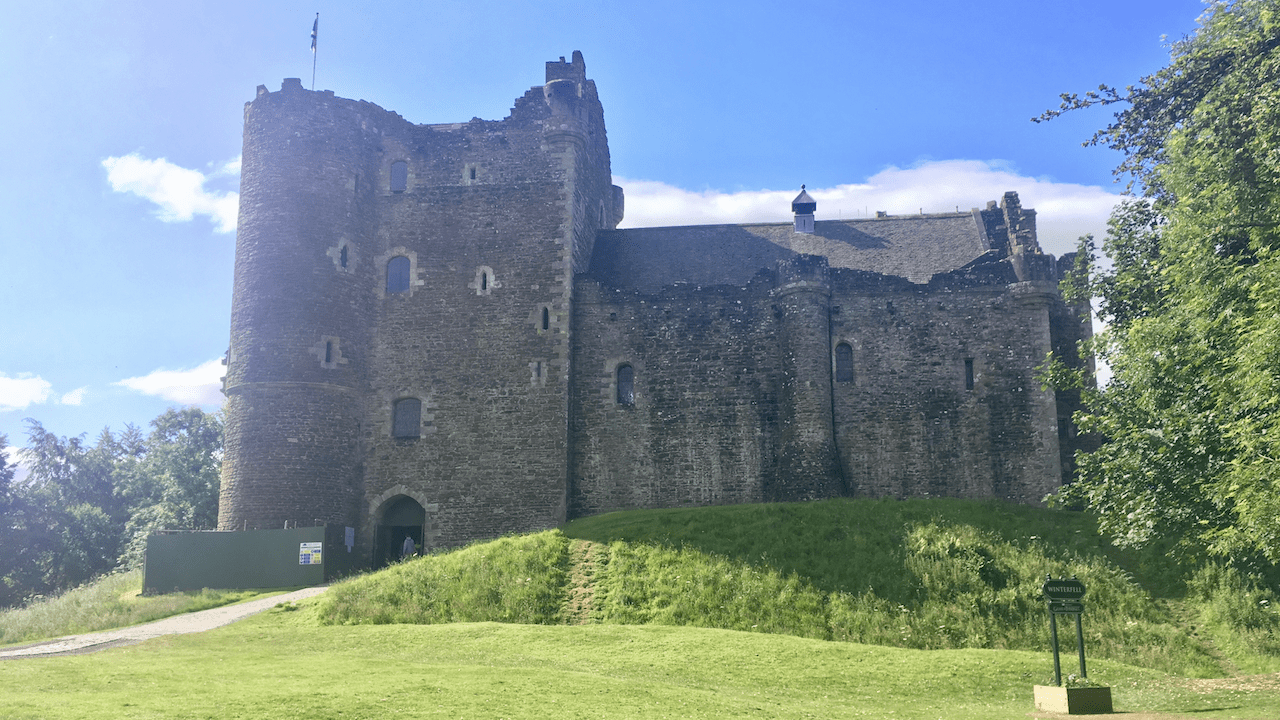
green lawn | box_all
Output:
[4,499,1278,719]
[2,606,1278,720]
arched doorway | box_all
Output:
[374,495,426,567]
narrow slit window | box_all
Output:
[324,341,334,364]
[469,166,477,180]
[386,256,411,294]
[616,364,634,406]
[392,398,422,438]
[542,307,550,331]
[835,343,853,383]
[535,361,543,379]
[339,245,349,268]
[481,272,488,291]
[390,161,408,193]
[964,358,975,390]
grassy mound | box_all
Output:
[316,531,567,625]
[317,498,1280,677]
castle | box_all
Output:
[217,52,1092,565]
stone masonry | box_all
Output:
[217,52,1092,566]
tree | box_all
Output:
[11,422,131,599]
[0,433,21,607]
[0,409,223,607]
[1047,0,1280,570]
[117,408,223,567]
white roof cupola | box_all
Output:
[792,185,816,234]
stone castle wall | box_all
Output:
[568,259,1068,518]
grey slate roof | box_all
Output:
[588,211,996,291]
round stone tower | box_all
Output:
[771,251,845,501]
[217,78,381,531]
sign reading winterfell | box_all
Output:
[1043,578,1086,601]
[1042,575,1088,687]
[1035,574,1113,714]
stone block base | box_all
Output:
[1033,685,1113,714]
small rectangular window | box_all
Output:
[391,161,408,193]
[387,256,411,294]
[393,398,422,438]
[835,343,853,383]
[617,365,634,406]
[965,358,975,390]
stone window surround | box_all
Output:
[390,159,409,193]
[326,238,357,274]
[601,357,642,407]
[529,358,548,387]
[610,359,637,407]
[374,247,425,298]
[834,341,854,383]
[964,355,979,391]
[392,397,422,438]
[469,265,501,296]
[308,335,349,370]
[381,392,437,437]
[532,303,557,334]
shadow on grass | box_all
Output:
[561,497,1106,602]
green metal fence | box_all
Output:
[143,525,360,593]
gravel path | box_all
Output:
[0,585,328,660]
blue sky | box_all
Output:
[0,0,1207,463]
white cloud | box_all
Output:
[2,446,29,485]
[102,153,240,233]
[60,387,88,406]
[214,157,242,176]
[617,159,1121,257]
[114,359,225,407]
[0,373,54,412]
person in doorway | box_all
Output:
[401,535,415,559]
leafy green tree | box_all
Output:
[0,409,223,607]
[0,433,22,607]
[11,422,131,598]
[1047,0,1280,570]
[118,408,223,567]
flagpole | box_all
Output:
[310,13,319,90]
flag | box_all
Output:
[311,14,318,52]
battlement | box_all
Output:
[546,50,587,84]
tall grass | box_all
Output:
[315,531,567,625]
[1188,563,1280,674]
[0,570,283,646]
